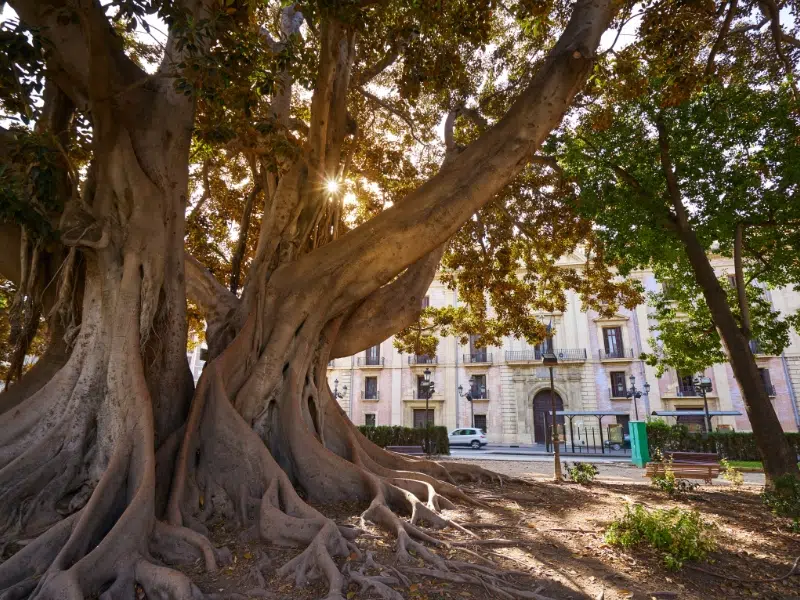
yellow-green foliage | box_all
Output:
[605,504,717,570]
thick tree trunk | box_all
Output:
[676,226,799,483]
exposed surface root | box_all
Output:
[276,522,350,600]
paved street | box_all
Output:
[447,447,767,486]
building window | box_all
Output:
[413,409,434,428]
[365,413,376,427]
[470,374,487,399]
[421,295,430,308]
[677,371,696,396]
[603,327,624,358]
[364,376,378,400]
[616,414,630,435]
[727,274,737,289]
[199,347,209,362]
[365,344,381,365]
[610,371,627,397]
[474,414,487,433]
[469,334,487,362]
[759,368,775,396]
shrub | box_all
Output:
[720,459,744,487]
[357,425,450,454]
[605,504,717,570]
[565,462,599,484]
[646,422,800,462]
[762,474,800,518]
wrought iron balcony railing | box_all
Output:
[357,356,385,367]
[408,355,438,365]
[599,348,634,360]
[504,348,587,362]
[609,387,628,399]
[676,383,700,397]
[463,353,492,364]
[361,390,380,400]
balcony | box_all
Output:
[361,390,380,401]
[749,340,767,356]
[599,348,634,361]
[467,389,489,401]
[408,355,438,366]
[609,387,628,399]
[357,356,385,368]
[463,352,492,365]
[504,349,587,363]
[407,388,444,401]
[676,383,700,397]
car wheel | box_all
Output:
[471,440,481,449]
[612,443,621,451]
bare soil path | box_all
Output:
[170,458,799,600]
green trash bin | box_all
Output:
[629,421,649,468]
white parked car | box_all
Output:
[449,428,487,449]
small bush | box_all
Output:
[356,425,450,454]
[605,504,717,570]
[762,474,800,519]
[650,458,698,496]
[565,462,599,484]
[720,459,744,487]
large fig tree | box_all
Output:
[0,0,618,597]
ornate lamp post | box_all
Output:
[693,375,714,432]
[642,381,651,420]
[458,375,486,429]
[542,351,562,481]
[421,368,435,453]
[626,375,643,421]
[332,378,348,402]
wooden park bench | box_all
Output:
[386,445,425,456]
[644,451,721,484]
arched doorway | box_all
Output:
[532,390,564,444]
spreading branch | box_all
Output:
[734,222,752,339]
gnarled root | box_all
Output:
[276,521,350,600]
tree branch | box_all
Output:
[704,0,738,78]
[734,222,752,339]
[9,0,147,110]
[655,117,684,216]
[359,88,429,146]
[331,244,445,358]
[230,181,261,295]
[185,253,240,323]
[355,32,413,86]
[293,0,616,319]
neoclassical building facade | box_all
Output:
[187,255,800,444]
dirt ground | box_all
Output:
[175,459,800,600]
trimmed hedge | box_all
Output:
[646,420,800,461]
[357,425,450,455]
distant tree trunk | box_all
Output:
[657,119,798,485]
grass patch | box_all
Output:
[605,504,717,570]
[728,460,762,470]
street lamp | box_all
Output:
[458,375,486,429]
[542,351,562,481]
[421,368,435,454]
[643,381,651,421]
[626,375,643,421]
[693,375,714,433]
[332,378,348,401]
